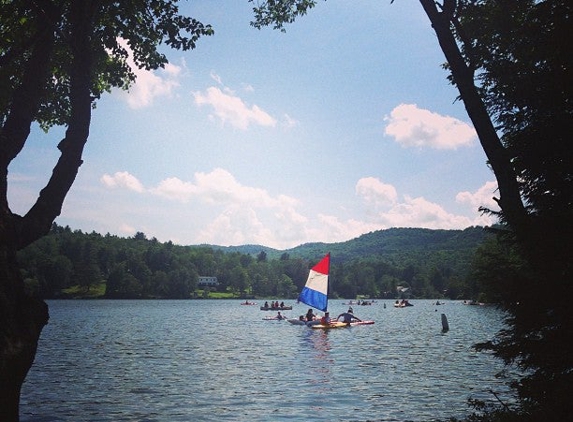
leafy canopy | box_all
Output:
[249,0,320,31]
[0,0,214,131]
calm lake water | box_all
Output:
[21,299,513,422]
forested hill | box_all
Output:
[210,226,491,271]
[18,224,492,300]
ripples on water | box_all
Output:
[20,300,512,421]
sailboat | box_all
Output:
[291,253,374,329]
[299,252,331,313]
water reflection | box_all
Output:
[302,329,333,385]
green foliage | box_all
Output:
[453,1,573,419]
[0,0,214,130]
[249,0,321,32]
[18,223,492,301]
[470,232,527,304]
[62,282,106,299]
[458,0,572,225]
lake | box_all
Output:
[20,299,513,421]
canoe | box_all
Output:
[260,306,292,311]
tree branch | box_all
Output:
[17,0,94,249]
[0,8,56,213]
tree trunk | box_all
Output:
[418,0,530,237]
[0,7,56,421]
[0,2,94,420]
[0,217,49,421]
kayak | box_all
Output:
[310,320,375,329]
[310,321,349,329]
[350,320,375,326]
[288,319,375,327]
[263,316,287,321]
[287,317,321,325]
[287,318,307,325]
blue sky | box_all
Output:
[8,0,498,250]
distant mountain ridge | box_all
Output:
[206,226,491,270]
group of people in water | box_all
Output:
[264,301,286,309]
[346,299,374,306]
[295,306,362,325]
[394,299,413,307]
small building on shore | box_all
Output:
[198,276,218,287]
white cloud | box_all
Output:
[456,180,499,211]
[312,214,379,244]
[149,177,198,202]
[193,86,277,130]
[149,168,296,209]
[118,223,137,236]
[196,206,274,246]
[99,168,303,248]
[103,168,297,209]
[384,104,476,149]
[356,177,397,205]
[126,64,181,109]
[354,176,495,230]
[281,113,299,129]
[242,83,255,92]
[209,71,223,86]
[96,169,495,249]
[114,38,183,109]
[100,171,145,193]
[378,195,474,228]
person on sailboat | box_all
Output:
[337,309,362,325]
[320,312,331,325]
[305,308,316,322]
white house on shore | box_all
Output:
[198,276,218,287]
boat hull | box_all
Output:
[260,306,292,311]
[310,320,375,329]
[350,320,375,326]
[288,317,374,327]
[310,321,349,329]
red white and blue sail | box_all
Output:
[298,253,330,312]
